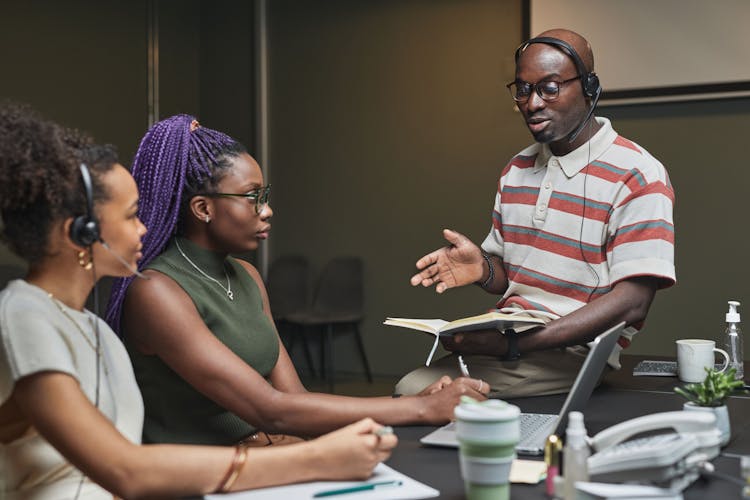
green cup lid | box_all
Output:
[454,397,520,422]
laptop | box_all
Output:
[419,321,624,455]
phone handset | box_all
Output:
[589,411,716,451]
[588,411,722,490]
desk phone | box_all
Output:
[588,411,721,491]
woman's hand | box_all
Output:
[417,375,454,396]
[309,418,398,481]
[419,376,489,423]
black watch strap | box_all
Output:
[502,329,521,361]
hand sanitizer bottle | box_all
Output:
[563,411,589,500]
[725,300,744,381]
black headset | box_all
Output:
[515,36,601,98]
[69,162,103,500]
[69,163,101,247]
[515,36,602,142]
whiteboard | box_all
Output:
[529,0,750,104]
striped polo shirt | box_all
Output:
[481,117,675,361]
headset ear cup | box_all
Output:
[71,163,101,247]
[583,73,600,98]
[70,215,100,247]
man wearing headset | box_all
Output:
[396,29,675,397]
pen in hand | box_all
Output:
[458,354,470,377]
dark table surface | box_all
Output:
[386,355,750,499]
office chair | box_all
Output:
[266,255,316,377]
[286,256,372,392]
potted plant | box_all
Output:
[674,367,747,446]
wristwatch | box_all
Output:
[502,329,521,361]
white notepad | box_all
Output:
[204,462,439,499]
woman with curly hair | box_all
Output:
[0,103,396,499]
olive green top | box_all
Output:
[125,237,279,445]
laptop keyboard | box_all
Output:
[518,413,557,449]
[439,413,556,451]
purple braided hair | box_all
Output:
[105,114,244,334]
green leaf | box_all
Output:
[673,367,749,407]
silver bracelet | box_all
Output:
[477,252,495,289]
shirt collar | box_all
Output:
[532,117,617,178]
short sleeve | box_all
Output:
[0,292,79,404]
[481,185,505,258]
[607,169,676,289]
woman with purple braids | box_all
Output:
[107,114,487,446]
[0,103,396,499]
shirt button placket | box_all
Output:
[534,159,556,227]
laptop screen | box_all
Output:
[551,321,625,435]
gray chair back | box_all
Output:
[312,257,363,317]
[267,255,310,320]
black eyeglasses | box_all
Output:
[506,76,581,103]
[198,184,271,214]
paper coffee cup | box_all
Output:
[455,397,520,500]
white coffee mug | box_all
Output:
[676,339,729,383]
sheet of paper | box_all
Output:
[510,459,547,484]
[204,462,439,499]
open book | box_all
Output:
[384,310,548,365]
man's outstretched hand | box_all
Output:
[410,229,484,293]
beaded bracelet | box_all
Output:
[476,252,495,289]
[216,444,249,493]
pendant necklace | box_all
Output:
[175,239,234,301]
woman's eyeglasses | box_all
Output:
[198,185,271,214]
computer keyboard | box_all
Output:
[633,360,727,377]
[518,413,556,448]
[632,360,677,377]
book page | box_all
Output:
[383,318,448,334]
[440,311,545,334]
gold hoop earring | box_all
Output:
[77,250,93,270]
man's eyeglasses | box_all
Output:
[199,185,271,214]
[506,76,581,103]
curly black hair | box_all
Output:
[0,102,118,264]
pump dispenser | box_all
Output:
[725,300,744,380]
[563,411,589,500]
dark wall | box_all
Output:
[197,1,256,152]
[0,0,255,162]
[0,0,256,280]
[0,0,149,163]
[0,0,150,269]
